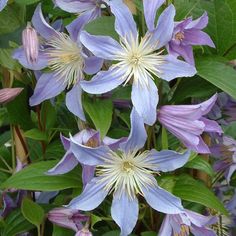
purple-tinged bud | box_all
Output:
[0,88,23,104]
[22,23,39,64]
[75,228,93,236]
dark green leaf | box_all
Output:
[24,128,48,141]
[1,161,82,191]
[15,0,40,5]
[196,57,236,99]
[21,198,44,227]
[84,97,113,139]
[173,175,228,215]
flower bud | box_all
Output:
[22,23,39,63]
[75,228,92,236]
[0,88,23,104]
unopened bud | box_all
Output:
[76,228,92,236]
[0,88,23,104]
[22,23,39,64]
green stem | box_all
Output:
[10,125,16,171]
[0,155,13,172]
[37,226,41,236]
[0,168,12,174]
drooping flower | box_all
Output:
[13,4,103,120]
[47,129,127,187]
[167,12,215,65]
[48,207,89,235]
[66,108,191,236]
[0,88,23,104]
[0,0,8,11]
[211,135,236,182]
[158,94,223,153]
[159,209,217,236]
[79,0,196,125]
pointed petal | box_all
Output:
[103,136,127,151]
[32,4,58,40]
[111,192,139,236]
[55,0,96,13]
[142,184,184,214]
[190,225,217,236]
[184,30,215,47]
[80,67,126,94]
[199,94,217,115]
[227,164,236,182]
[201,118,223,134]
[152,4,175,49]
[60,133,70,150]
[67,177,108,211]
[80,31,123,60]
[157,55,196,81]
[190,137,210,154]
[66,9,99,41]
[186,12,208,30]
[66,84,86,121]
[131,77,158,125]
[29,73,66,106]
[47,152,78,175]
[70,135,109,166]
[143,0,165,31]
[83,56,103,75]
[12,48,48,70]
[110,0,137,42]
[146,149,191,172]
[120,108,147,153]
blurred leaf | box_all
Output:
[52,225,74,236]
[84,97,113,139]
[1,161,82,191]
[91,214,102,230]
[0,49,18,69]
[141,232,156,236]
[2,209,34,236]
[15,0,40,5]
[173,175,228,215]
[24,128,48,141]
[157,175,177,193]
[161,127,168,149]
[196,57,236,99]
[84,16,119,40]
[21,198,44,227]
[224,121,236,139]
[6,88,34,130]
[102,231,136,236]
[41,101,57,130]
[0,3,25,34]
[185,157,214,177]
[0,131,10,147]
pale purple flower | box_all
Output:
[55,0,104,29]
[158,94,223,153]
[0,0,8,11]
[76,228,92,236]
[22,23,39,64]
[66,108,191,236]
[0,88,23,104]
[211,136,236,182]
[48,207,89,234]
[13,4,103,120]
[159,209,217,236]
[167,12,215,65]
[47,129,127,187]
[79,0,196,125]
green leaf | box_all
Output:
[185,157,214,177]
[21,198,44,227]
[102,231,136,236]
[196,57,236,99]
[84,16,119,40]
[15,0,40,5]
[52,225,74,236]
[0,49,18,69]
[91,214,103,230]
[84,97,113,139]
[173,175,228,215]
[2,209,34,236]
[161,127,168,149]
[24,128,48,141]
[141,232,156,236]
[1,161,82,191]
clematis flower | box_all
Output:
[55,0,105,29]
[211,136,236,182]
[0,0,7,11]
[13,4,103,120]
[66,108,191,236]
[0,88,23,104]
[79,0,196,125]
[47,129,127,187]
[48,207,89,235]
[159,209,217,236]
[167,12,215,65]
[157,94,223,153]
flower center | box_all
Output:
[96,150,157,199]
[175,32,185,41]
[46,32,84,87]
[114,34,165,87]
